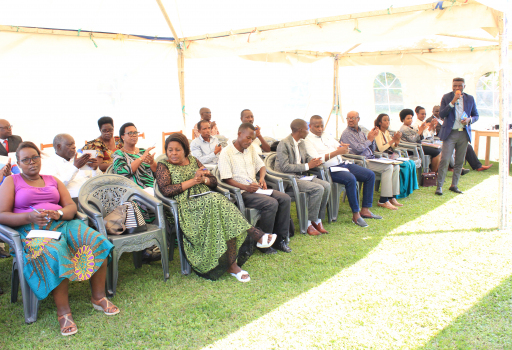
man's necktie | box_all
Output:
[3,140,8,153]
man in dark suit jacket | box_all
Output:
[436,78,479,195]
[276,119,331,236]
[0,119,22,156]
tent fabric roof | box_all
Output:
[1,1,507,64]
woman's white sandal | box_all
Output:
[256,233,277,249]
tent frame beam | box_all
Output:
[0,25,174,42]
[180,1,473,42]
[155,0,187,130]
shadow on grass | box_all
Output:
[0,162,500,349]
[390,226,498,237]
[423,274,512,350]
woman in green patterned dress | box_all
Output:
[112,123,157,223]
[155,133,275,282]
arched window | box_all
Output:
[476,72,499,117]
[373,72,404,115]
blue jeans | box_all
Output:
[329,163,375,213]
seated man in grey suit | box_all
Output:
[276,119,331,236]
[0,119,22,156]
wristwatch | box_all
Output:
[57,210,64,221]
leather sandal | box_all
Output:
[92,297,120,315]
[58,313,78,336]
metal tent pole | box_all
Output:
[498,8,510,231]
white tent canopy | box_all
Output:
[0,0,509,228]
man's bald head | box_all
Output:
[0,119,13,139]
[199,107,212,121]
[346,111,360,128]
[53,133,73,148]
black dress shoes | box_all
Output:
[258,246,277,254]
[435,187,443,196]
[449,186,463,194]
[274,241,292,253]
[461,169,470,176]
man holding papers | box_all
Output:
[305,115,381,228]
[219,123,292,253]
[276,119,331,236]
[40,134,102,200]
[341,111,402,210]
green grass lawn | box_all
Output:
[0,162,506,349]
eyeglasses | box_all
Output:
[0,125,13,130]
[101,128,114,133]
[346,117,358,121]
[19,156,41,165]
[125,131,140,137]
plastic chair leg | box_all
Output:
[176,228,191,275]
[297,193,309,234]
[155,234,170,281]
[132,251,143,269]
[11,258,19,303]
[111,250,120,297]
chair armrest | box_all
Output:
[264,174,284,192]
[75,212,87,222]
[374,152,388,158]
[342,154,367,167]
[265,168,296,181]
[213,185,230,199]
[217,182,246,213]
[0,223,20,243]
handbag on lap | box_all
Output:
[104,201,147,235]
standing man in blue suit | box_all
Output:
[436,77,479,195]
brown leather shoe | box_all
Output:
[377,201,397,210]
[307,225,321,236]
[477,164,493,171]
[389,198,403,207]
[311,222,328,234]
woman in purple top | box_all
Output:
[0,142,118,336]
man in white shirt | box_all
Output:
[240,109,271,155]
[40,134,101,201]
[190,120,222,168]
[305,115,381,227]
[219,123,292,253]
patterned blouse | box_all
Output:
[399,125,422,144]
[112,148,154,189]
[83,136,123,164]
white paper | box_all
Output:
[255,189,273,195]
[0,155,9,165]
[189,191,214,198]
[368,158,397,164]
[78,150,97,170]
[330,167,349,173]
[396,157,410,161]
[26,230,61,240]
[299,175,316,181]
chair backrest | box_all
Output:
[105,164,114,174]
[162,131,183,153]
[265,153,277,171]
[155,154,167,163]
[78,174,141,219]
[40,143,53,151]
